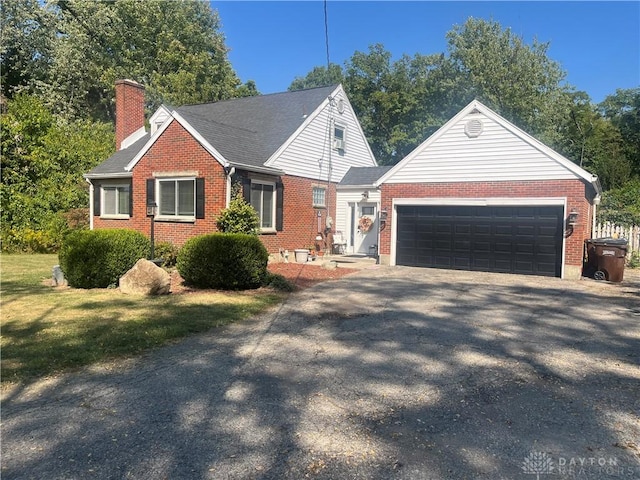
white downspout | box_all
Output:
[87,179,94,230]
[225,166,236,207]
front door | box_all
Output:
[350,202,377,255]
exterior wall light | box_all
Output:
[568,210,579,226]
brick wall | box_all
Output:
[260,176,336,254]
[379,179,594,266]
[115,80,145,150]
[94,119,338,253]
[95,120,226,245]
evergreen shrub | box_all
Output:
[177,233,268,289]
[59,229,149,288]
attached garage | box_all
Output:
[374,100,602,279]
[395,203,563,277]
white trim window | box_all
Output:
[101,184,130,218]
[250,180,275,231]
[312,186,326,208]
[158,178,195,220]
[333,123,346,151]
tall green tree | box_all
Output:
[599,88,640,177]
[1,0,250,120]
[0,0,55,98]
[289,63,344,91]
[1,94,113,249]
[445,18,572,146]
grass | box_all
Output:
[0,254,283,384]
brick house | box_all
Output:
[336,100,601,279]
[85,80,378,255]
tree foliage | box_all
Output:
[1,0,251,121]
[288,18,640,220]
[1,94,113,251]
[0,0,250,250]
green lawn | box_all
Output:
[0,254,282,384]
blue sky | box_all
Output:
[212,1,639,104]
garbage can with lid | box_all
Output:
[583,238,628,282]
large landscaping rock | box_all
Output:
[119,258,171,295]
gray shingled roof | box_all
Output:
[85,134,149,177]
[339,166,393,186]
[176,85,336,168]
[86,85,337,177]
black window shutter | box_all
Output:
[242,177,252,204]
[195,178,205,219]
[146,179,155,208]
[93,182,101,216]
[276,181,284,231]
[129,179,133,217]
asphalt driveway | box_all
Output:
[2,266,639,480]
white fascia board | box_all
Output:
[229,161,284,176]
[392,197,567,207]
[83,172,133,180]
[120,126,147,150]
[336,184,380,191]
[125,111,229,172]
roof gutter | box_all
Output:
[230,162,284,176]
[83,172,133,180]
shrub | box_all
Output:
[155,241,178,267]
[264,272,296,292]
[177,233,268,289]
[59,229,150,288]
[1,228,59,253]
[216,197,260,235]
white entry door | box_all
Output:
[349,202,377,254]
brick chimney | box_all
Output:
[115,79,145,150]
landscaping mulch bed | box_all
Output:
[170,262,359,293]
[267,262,359,289]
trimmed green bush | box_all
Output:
[59,229,150,288]
[216,197,260,235]
[177,233,268,289]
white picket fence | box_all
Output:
[593,223,640,256]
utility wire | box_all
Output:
[324,0,331,69]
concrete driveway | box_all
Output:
[2,267,639,480]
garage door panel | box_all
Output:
[396,205,562,277]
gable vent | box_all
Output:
[464,119,484,138]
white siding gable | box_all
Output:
[267,86,377,182]
[379,100,592,185]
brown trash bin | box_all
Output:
[583,238,628,282]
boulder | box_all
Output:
[119,258,171,295]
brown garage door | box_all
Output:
[396,205,563,277]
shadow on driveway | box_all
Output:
[2,267,639,479]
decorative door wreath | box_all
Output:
[358,216,373,233]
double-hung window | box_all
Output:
[158,178,195,219]
[101,184,130,218]
[312,186,326,208]
[250,181,275,231]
